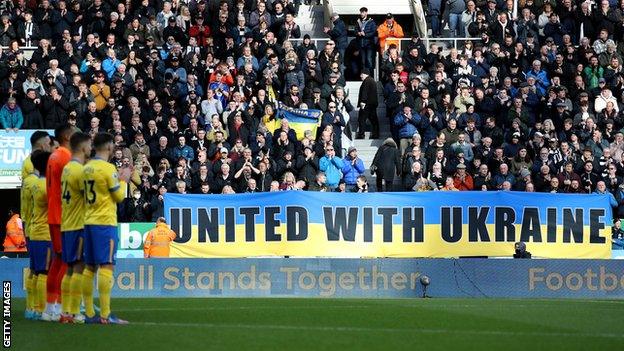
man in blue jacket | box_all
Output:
[324,13,348,63]
[356,7,378,71]
[319,145,344,188]
[394,106,421,155]
[173,135,195,162]
[341,147,365,187]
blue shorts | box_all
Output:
[83,225,117,266]
[29,240,52,273]
[61,229,85,264]
[26,238,33,270]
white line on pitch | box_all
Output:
[130,321,620,339]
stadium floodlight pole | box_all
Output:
[420,275,431,298]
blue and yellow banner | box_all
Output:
[164,192,613,259]
[276,102,322,140]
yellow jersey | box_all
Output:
[20,173,38,237]
[61,160,85,232]
[29,177,50,241]
[83,158,125,226]
[21,155,33,180]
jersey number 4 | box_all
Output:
[84,180,96,204]
[62,181,71,204]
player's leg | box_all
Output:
[25,239,36,319]
[46,224,65,317]
[30,241,52,321]
[97,264,114,321]
[70,259,85,323]
[24,270,35,319]
[59,230,79,323]
[81,226,97,321]
[63,229,86,323]
[92,225,127,324]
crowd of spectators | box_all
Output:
[1,0,624,233]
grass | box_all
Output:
[9,298,623,350]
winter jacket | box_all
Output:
[319,155,344,187]
[394,111,421,139]
[0,104,23,129]
[341,156,365,185]
[371,138,401,180]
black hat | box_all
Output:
[361,68,371,75]
[168,16,176,22]
[303,34,311,40]
[171,56,179,62]
[386,13,393,19]
[510,62,519,68]
[313,87,321,93]
[360,7,368,12]
[519,82,529,88]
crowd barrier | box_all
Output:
[2,258,624,298]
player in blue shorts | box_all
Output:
[81,133,127,324]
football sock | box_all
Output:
[46,256,61,303]
[98,269,113,319]
[69,272,83,315]
[81,269,95,318]
[60,273,71,314]
[25,272,34,311]
[35,274,47,313]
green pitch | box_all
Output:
[10,298,623,350]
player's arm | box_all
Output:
[20,185,32,228]
[107,167,126,204]
[168,229,177,242]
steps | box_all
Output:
[344,81,393,189]
[293,5,396,190]
[296,4,326,38]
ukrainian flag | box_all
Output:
[276,102,322,140]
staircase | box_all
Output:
[296,4,326,38]
[344,81,393,189]
[295,4,395,190]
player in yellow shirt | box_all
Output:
[81,133,128,324]
[21,131,52,180]
[28,150,52,320]
[58,132,92,324]
[21,131,52,320]
[20,171,38,319]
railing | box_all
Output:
[289,36,481,81]
[7,35,480,81]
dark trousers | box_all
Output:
[376,177,394,192]
[358,105,379,137]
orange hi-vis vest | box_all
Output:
[4,214,26,252]
[143,223,177,258]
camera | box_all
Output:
[513,242,532,259]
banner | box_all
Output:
[164,192,613,259]
[276,102,322,140]
[117,222,153,258]
[3,258,624,298]
[0,130,52,189]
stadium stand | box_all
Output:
[0,0,623,227]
